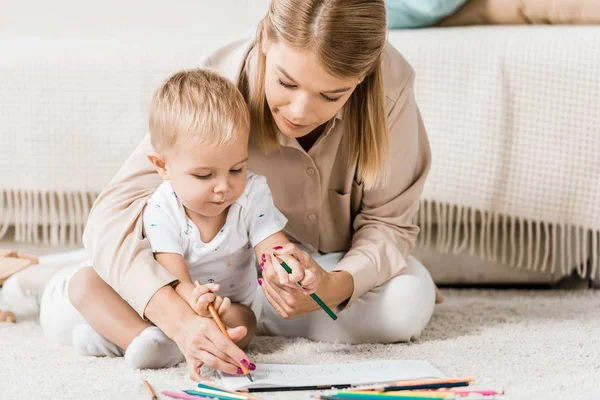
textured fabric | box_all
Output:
[34,250,433,347]
[439,0,600,26]
[256,253,436,344]
[392,26,600,278]
[143,174,287,304]
[3,2,600,284]
[82,37,430,316]
[39,265,88,346]
[386,0,467,29]
[0,0,271,246]
[2,286,600,399]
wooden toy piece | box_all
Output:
[0,249,39,265]
[0,249,39,286]
[0,310,16,323]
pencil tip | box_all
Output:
[246,373,254,382]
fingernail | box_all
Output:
[240,359,250,367]
[260,263,264,270]
[258,278,263,286]
[237,367,243,374]
[273,246,282,250]
[261,254,266,262]
[249,363,256,370]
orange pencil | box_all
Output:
[143,379,158,400]
[194,280,254,382]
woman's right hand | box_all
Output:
[174,314,250,381]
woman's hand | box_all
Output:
[174,314,252,381]
[145,285,255,382]
[258,243,331,319]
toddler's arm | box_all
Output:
[154,253,230,317]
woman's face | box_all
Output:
[263,41,361,139]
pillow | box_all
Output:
[386,0,469,29]
[438,0,600,26]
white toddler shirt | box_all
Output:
[142,172,287,305]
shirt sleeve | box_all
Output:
[82,134,177,318]
[243,174,288,246]
[82,53,215,318]
[333,70,432,307]
[142,184,184,255]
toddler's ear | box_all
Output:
[147,151,170,180]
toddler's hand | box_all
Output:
[190,282,231,318]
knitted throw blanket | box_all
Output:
[1,26,599,279]
[405,26,600,279]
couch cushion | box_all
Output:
[439,0,600,26]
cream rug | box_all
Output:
[1,288,599,400]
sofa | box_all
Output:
[2,0,599,286]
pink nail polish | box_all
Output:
[249,363,256,370]
[260,263,264,270]
[261,254,266,262]
[258,278,263,286]
[273,246,283,250]
[240,359,250,367]
[237,367,243,374]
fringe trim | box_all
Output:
[415,200,600,280]
[0,190,99,246]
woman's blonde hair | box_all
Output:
[150,68,250,152]
[245,0,389,189]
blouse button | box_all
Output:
[307,213,317,221]
[306,167,316,176]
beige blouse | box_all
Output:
[82,39,431,317]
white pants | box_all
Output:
[39,251,436,346]
[254,253,436,344]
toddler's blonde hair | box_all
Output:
[149,68,250,152]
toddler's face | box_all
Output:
[165,135,249,218]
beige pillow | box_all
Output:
[439,0,600,26]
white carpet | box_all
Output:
[2,288,599,400]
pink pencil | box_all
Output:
[449,389,504,395]
[162,391,211,400]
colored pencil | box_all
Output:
[197,383,261,399]
[163,391,212,400]
[371,390,501,396]
[245,383,353,393]
[188,386,250,399]
[380,383,469,392]
[374,377,475,392]
[194,280,253,382]
[388,377,475,387]
[316,395,452,400]
[338,390,455,399]
[143,379,158,400]
[447,389,503,395]
[273,255,337,320]
[184,389,249,400]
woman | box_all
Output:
[31,0,437,381]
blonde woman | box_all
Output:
[22,0,438,380]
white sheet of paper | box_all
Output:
[218,360,446,390]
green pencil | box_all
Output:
[184,389,248,400]
[317,393,451,400]
[273,255,338,320]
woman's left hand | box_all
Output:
[258,243,329,319]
